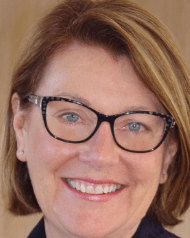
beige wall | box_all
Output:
[0,0,190,237]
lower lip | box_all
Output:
[62,179,125,202]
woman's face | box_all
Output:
[13,43,177,238]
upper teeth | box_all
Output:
[66,179,122,194]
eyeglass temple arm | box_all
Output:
[28,95,43,108]
[171,119,176,128]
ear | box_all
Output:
[12,93,27,162]
[159,138,178,184]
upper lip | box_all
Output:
[64,177,124,185]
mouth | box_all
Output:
[65,178,123,195]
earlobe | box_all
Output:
[16,150,26,161]
[159,139,178,184]
[12,93,27,162]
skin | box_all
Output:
[12,42,177,238]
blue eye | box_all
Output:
[65,113,79,122]
[128,122,141,131]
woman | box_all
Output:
[2,0,190,237]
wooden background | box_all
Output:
[0,0,190,237]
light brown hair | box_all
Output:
[2,0,190,226]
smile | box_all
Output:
[66,178,122,195]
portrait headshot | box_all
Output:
[0,0,190,237]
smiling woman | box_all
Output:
[1,0,190,238]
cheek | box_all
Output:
[125,150,165,210]
[24,116,81,188]
[24,119,81,206]
[128,148,165,190]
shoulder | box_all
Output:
[133,216,180,238]
[27,218,46,238]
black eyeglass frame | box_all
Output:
[28,95,176,153]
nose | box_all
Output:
[78,122,120,169]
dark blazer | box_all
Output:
[27,216,180,238]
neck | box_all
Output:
[44,216,141,238]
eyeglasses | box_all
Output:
[28,95,176,153]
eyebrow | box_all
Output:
[54,93,162,114]
[54,92,91,105]
[119,106,154,113]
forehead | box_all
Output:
[36,42,165,114]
